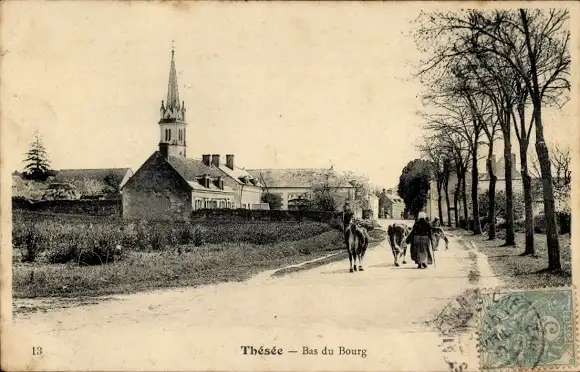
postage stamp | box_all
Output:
[477,287,576,371]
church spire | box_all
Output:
[166,47,180,110]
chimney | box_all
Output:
[387,189,393,195]
[211,154,220,168]
[202,154,211,166]
[159,142,169,159]
[226,154,234,170]
[511,153,517,177]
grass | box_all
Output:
[12,211,381,299]
[454,229,571,288]
[13,230,347,299]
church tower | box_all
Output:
[158,48,187,157]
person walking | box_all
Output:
[406,212,434,269]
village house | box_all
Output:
[378,188,405,219]
[246,167,355,211]
[200,154,263,209]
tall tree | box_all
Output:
[23,131,51,181]
[398,159,433,219]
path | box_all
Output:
[5,220,501,371]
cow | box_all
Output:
[430,217,449,251]
[387,223,410,266]
[342,210,370,273]
[432,227,449,251]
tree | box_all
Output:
[261,193,283,210]
[342,171,373,210]
[418,136,451,225]
[310,183,339,212]
[413,9,570,270]
[22,131,51,181]
[398,159,433,218]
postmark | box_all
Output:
[477,287,576,370]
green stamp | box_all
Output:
[477,287,576,370]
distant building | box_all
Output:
[54,168,133,199]
[247,167,355,211]
[378,188,405,219]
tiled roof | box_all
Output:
[187,181,235,193]
[218,165,261,187]
[55,168,131,186]
[166,155,223,180]
[246,168,355,188]
[163,154,231,193]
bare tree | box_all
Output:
[413,8,570,269]
[418,135,452,225]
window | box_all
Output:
[165,129,172,142]
[178,129,183,141]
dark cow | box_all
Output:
[342,210,370,273]
[387,223,410,266]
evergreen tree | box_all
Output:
[23,132,51,181]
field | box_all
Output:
[12,211,383,299]
[454,229,572,288]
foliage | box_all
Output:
[261,193,283,210]
[342,171,373,209]
[397,159,433,217]
[479,190,524,221]
[42,183,80,200]
[22,132,52,181]
[11,213,334,265]
[310,183,339,211]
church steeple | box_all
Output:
[166,49,180,111]
[158,47,187,158]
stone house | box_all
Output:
[246,167,355,211]
[121,148,236,221]
[378,188,405,219]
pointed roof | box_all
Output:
[166,49,180,110]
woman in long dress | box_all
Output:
[406,212,434,269]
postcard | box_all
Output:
[1,1,578,371]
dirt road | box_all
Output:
[6,220,501,371]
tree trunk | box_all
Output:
[516,100,534,255]
[444,176,452,227]
[503,120,515,246]
[471,144,482,235]
[486,149,497,240]
[520,9,560,270]
[534,106,561,269]
[461,172,469,226]
[437,180,444,224]
[520,141,535,255]
[453,176,460,228]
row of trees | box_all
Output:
[412,9,571,270]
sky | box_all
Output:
[1,1,577,189]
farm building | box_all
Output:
[54,168,133,199]
[246,167,355,211]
